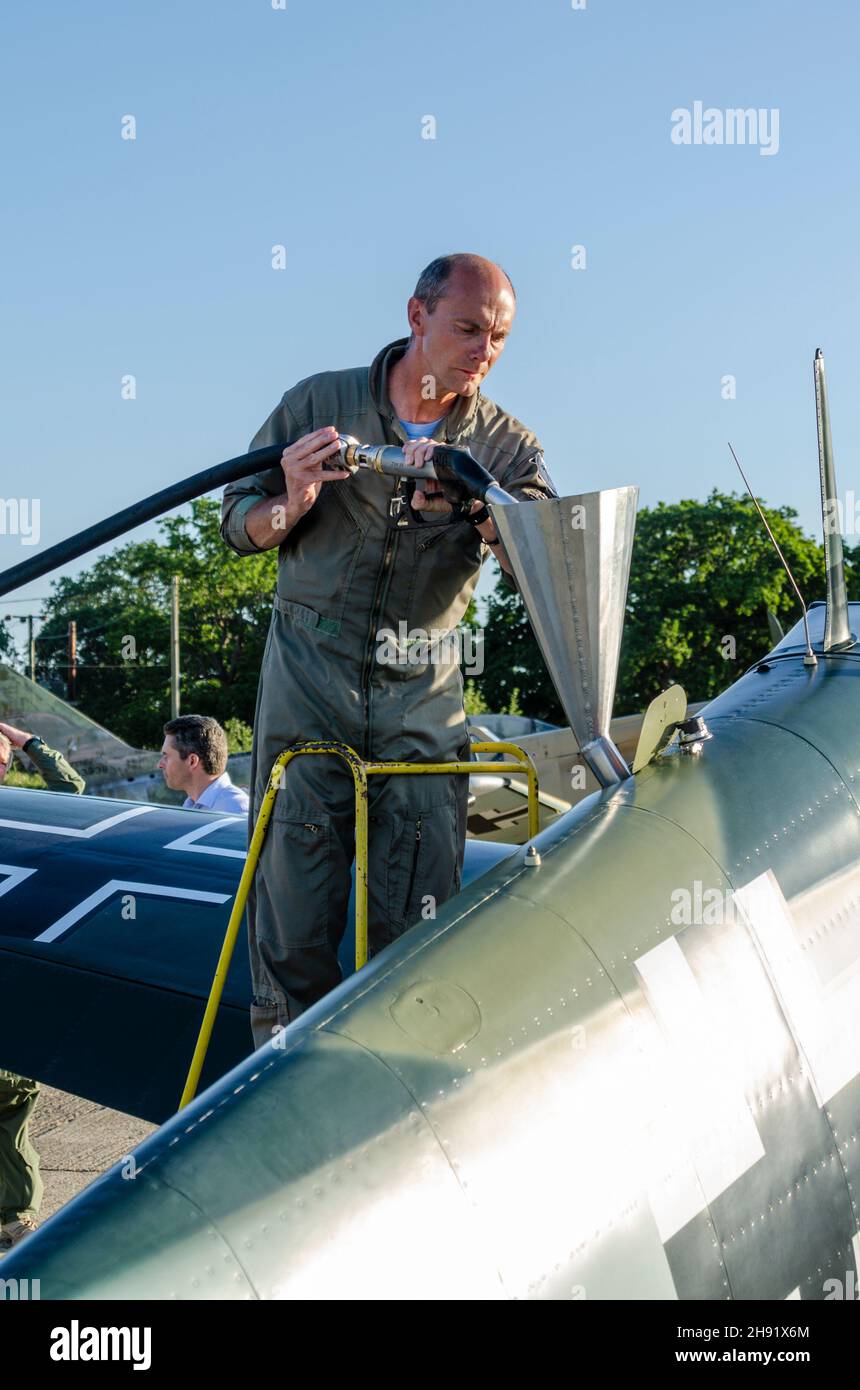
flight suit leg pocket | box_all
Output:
[416,797,461,922]
[367,810,423,956]
[249,995,288,1052]
[390,813,428,935]
[263,815,332,949]
[379,797,460,949]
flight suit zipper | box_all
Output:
[360,510,400,759]
[417,527,448,553]
[403,816,422,915]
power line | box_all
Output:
[43,663,171,671]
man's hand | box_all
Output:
[407,439,451,515]
[243,426,349,550]
[0,722,33,750]
[280,427,350,522]
[408,439,505,555]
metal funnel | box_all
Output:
[491,487,639,786]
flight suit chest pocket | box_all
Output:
[415,513,470,553]
[330,480,369,534]
[277,484,368,627]
[407,522,482,631]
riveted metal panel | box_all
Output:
[14,1031,504,1300]
[329,889,682,1300]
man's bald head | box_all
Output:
[401,253,517,402]
[412,253,515,317]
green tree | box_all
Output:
[618,491,827,708]
[223,716,254,754]
[0,622,16,666]
[37,498,276,747]
[478,568,564,723]
[463,678,523,717]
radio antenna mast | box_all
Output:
[728,442,817,667]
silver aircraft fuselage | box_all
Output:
[5,603,860,1301]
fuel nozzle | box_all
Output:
[329,435,518,511]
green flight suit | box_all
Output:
[222,336,557,1044]
[0,1071,42,1225]
[0,738,84,1224]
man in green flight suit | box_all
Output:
[0,720,85,1251]
[222,252,558,1047]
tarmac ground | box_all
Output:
[25,1083,155,1223]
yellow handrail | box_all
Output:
[178,739,539,1109]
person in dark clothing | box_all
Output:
[0,721,85,1250]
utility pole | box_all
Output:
[68,619,77,703]
[3,612,41,682]
[170,576,180,719]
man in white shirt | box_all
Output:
[158,715,250,814]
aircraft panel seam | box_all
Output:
[323,1025,510,1299]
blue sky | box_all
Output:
[3,0,860,651]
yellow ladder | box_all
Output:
[179,739,539,1108]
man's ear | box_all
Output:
[407,295,426,339]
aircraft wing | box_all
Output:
[0,789,252,1121]
[0,787,516,1123]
